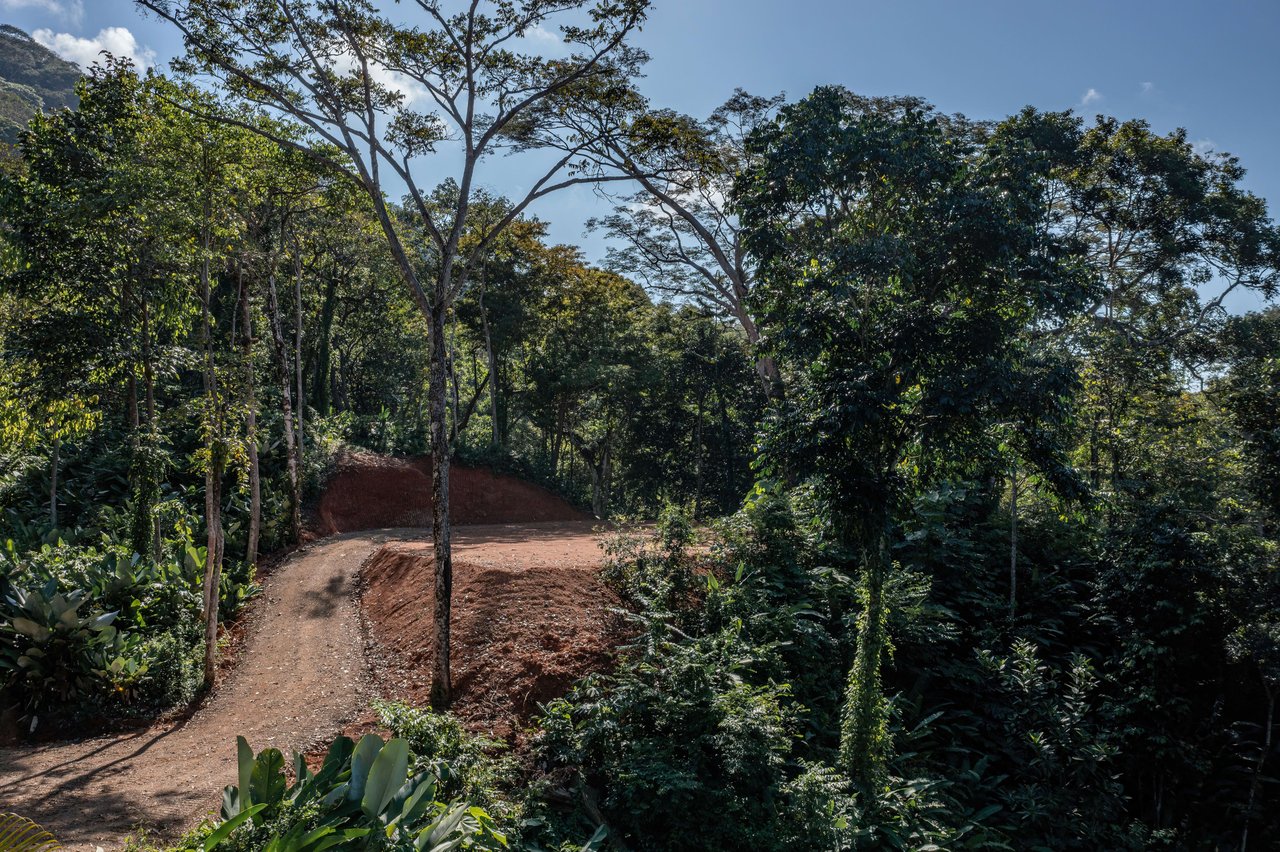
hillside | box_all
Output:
[0,24,79,147]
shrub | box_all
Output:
[185,733,508,852]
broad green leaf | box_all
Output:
[201,803,267,851]
[361,737,409,818]
[347,734,384,803]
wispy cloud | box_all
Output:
[1191,139,1218,157]
[330,51,429,108]
[518,23,568,56]
[1140,81,1156,95]
[0,0,83,26]
[1080,88,1103,107]
[33,26,157,70]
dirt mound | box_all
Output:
[317,451,588,535]
[360,522,625,740]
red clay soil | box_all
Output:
[317,450,589,534]
[360,522,626,740]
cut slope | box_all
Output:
[317,450,588,533]
[361,522,624,740]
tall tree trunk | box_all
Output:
[201,448,224,689]
[49,436,59,529]
[312,274,339,416]
[123,278,140,432]
[142,300,156,426]
[267,270,303,544]
[142,298,162,561]
[126,374,139,431]
[570,434,610,519]
[716,388,737,501]
[238,270,261,565]
[481,287,500,448]
[427,304,453,708]
[1009,464,1019,616]
[293,253,306,461]
[449,334,461,445]
[198,215,223,690]
[692,389,705,518]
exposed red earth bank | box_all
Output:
[0,452,624,850]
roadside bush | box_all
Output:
[0,580,122,723]
[183,733,508,852]
[537,616,796,852]
[0,534,256,727]
[374,701,522,826]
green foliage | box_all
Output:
[0,580,120,723]
[187,734,508,852]
[373,702,521,827]
[0,535,253,726]
[0,812,62,852]
[0,14,1277,849]
[538,631,796,851]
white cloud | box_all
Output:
[0,0,83,26]
[330,50,429,108]
[369,65,429,108]
[32,26,157,70]
[1191,139,1217,157]
[1080,88,1103,106]
[1140,81,1155,95]
[527,24,561,44]
[518,23,568,56]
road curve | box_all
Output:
[0,531,391,850]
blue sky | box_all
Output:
[4,0,1278,311]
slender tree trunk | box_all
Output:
[313,274,339,416]
[692,389,705,517]
[141,300,156,426]
[570,435,610,519]
[293,253,305,461]
[589,458,604,518]
[201,449,224,689]
[123,278,140,432]
[481,287,500,448]
[267,270,303,544]
[1089,411,1101,490]
[198,209,223,690]
[716,388,737,501]
[238,270,261,565]
[449,331,461,444]
[427,304,453,708]
[550,408,563,478]
[142,298,163,561]
[126,374,139,431]
[450,373,488,444]
[1009,464,1019,616]
[602,444,611,517]
[49,436,59,529]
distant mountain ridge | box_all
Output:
[0,24,81,147]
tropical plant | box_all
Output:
[195,734,507,852]
[0,814,61,852]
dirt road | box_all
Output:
[0,531,388,848]
[0,522,609,850]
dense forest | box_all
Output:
[0,1,1278,850]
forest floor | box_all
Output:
[0,521,616,851]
